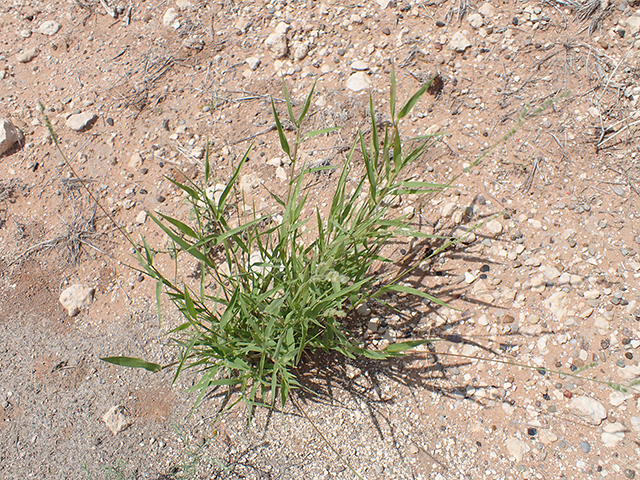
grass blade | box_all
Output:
[101,357,162,373]
[297,79,317,126]
[281,77,297,128]
[271,97,290,156]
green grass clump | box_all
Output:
[104,72,447,413]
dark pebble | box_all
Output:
[476,441,482,447]
[527,428,537,436]
[434,42,442,51]
[537,368,546,376]
[140,168,149,175]
[382,27,390,35]
[626,352,633,359]
[400,248,406,255]
[625,469,636,479]
[542,393,550,401]
[158,161,164,167]
[106,117,114,126]
[436,20,445,27]
[579,440,591,453]
[601,339,610,349]
[512,16,519,25]
[570,364,577,372]
[617,29,626,38]
[480,264,490,272]
[139,188,148,195]
[479,273,488,280]
[157,195,166,203]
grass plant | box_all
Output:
[103,72,448,413]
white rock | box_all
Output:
[266,33,288,58]
[468,13,483,28]
[567,395,607,425]
[275,22,291,35]
[376,0,392,8]
[59,284,95,316]
[449,32,471,52]
[351,60,369,71]
[234,17,251,32]
[557,272,570,285]
[594,316,609,329]
[441,202,457,218]
[266,157,284,167]
[505,437,530,461]
[538,430,557,445]
[583,290,600,300]
[544,266,561,280]
[38,20,61,36]
[103,405,131,435]
[135,211,148,225]
[608,391,631,407]
[570,274,584,286]
[631,416,640,432]
[544,291,567,318]
[162,8,178,28]
[17,47,39,63]
[478,2,496,17]
[128,152,143,170]
[245,56,261,71]
[623,13,640,34]
[293,43,309,61]
[0,118,24,156]
[66,112,97,131]
[175,0,193,10]
[452,226,476,244]
[601,422,625,447]
[485,219,502,235]
[346,72,371,92]
[275,166,287,180]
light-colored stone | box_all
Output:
[631,416,640,432]
[17,47,39,63]
[608,391,631,407]
[468,13,483,28]
[266,33,288,58]
[66,112,97,131]
[128,152,143,170]
[176,0,193,10]
[59,284,95,316]
[103,405,131,435]
[583,289,600,300]
[441,202,457,218]
[376,0,392,8]
[449,32,471,52]
[0,118,24,156]
[275,22,291,35]
[346,72,371,92]
[275,166,287,180]
[38,20,61,36]
[544,266,561,280]
[478,2,496,17]
[567,395,607,425]
[538,430,557,445]
[293,43,309,61]
[351,60,369,71]
[505,437,530,462]
[162,8,178,28]
[452,226,476,244]
[601,422,625,447]
[623,14,640,35]
[135,211,148,225]
[485,219,502,235]
[246,56,261,71]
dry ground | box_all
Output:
[1,0,640,478]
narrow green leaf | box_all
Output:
[398,82,430,119]
[204,139,211,183]
[101,356,162,373]
[183,286,198,320]
[271,98,290,156]
[218,145,250,209]
[281,78,297,128]
[359,131,377,201]
[301,127,342,141]
[369,94,379,165]
[158,214,199,239]
[384,339,435,354]
[390,66,397,120]
[297,79,317,126]
[155,279,162,326]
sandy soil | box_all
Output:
[1,0,640,478]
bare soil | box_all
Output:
[1,0,640,478]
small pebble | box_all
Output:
[382,27,390,35]
[579,440,591,453]
[106,117,114,126]
[527,428,537,437]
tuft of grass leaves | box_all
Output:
[103,73,448,414]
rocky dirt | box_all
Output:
[1,0,640,478]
